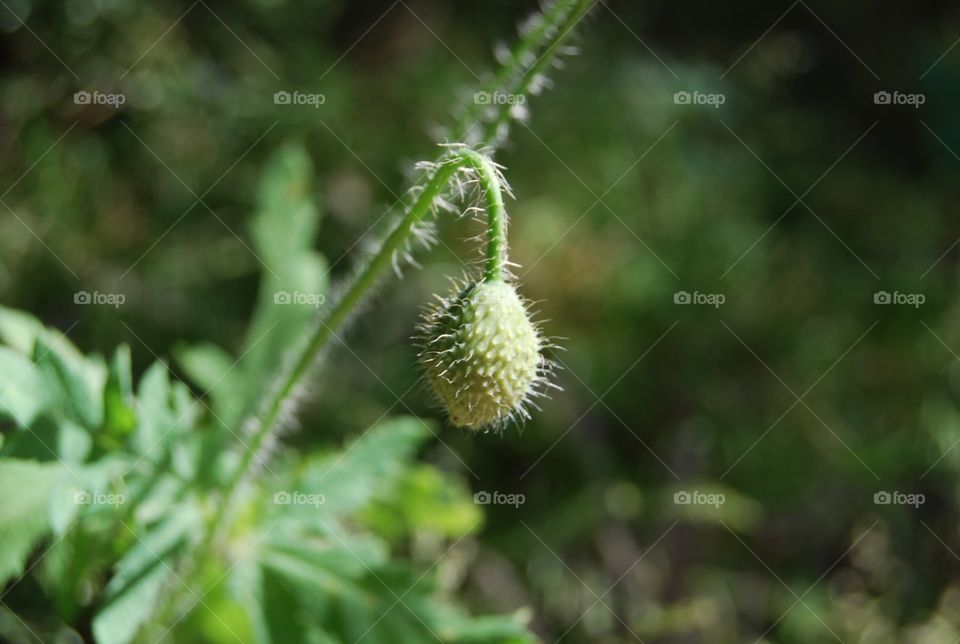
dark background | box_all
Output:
[3,0,960,640]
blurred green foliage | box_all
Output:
[3,0,960,642]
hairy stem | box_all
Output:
[155,149,509,629]
[234,149,506,506]
[463,151,508,281]
[218,0,589,529]
[460,0,594,147]
[147,0,592,634]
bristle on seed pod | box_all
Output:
[418,277,546,431]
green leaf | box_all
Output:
[0,306,49,356]
[92,502,202,644]
[48,456,128,534]
[247,540,535,644]
[173,145,329,428]
[0,307,107,437]
[237,415,535,643]
[231,544,339,644]
[0,346,50,428]
[259,527,387,600]
[104,345,136,438]
[132,361,173,453]
[0,306,98,376]
[295,416,431,519]
[33,337,105,430]
[172,341,239,419]
[250,143,320,264]
[0,458,60,585]
[429,605,535,643]
[360,464,483,540]
[233,144,327,420]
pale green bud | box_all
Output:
[418,279,544,430]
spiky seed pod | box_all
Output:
[419,278,542,430]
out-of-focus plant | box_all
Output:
[0,1,592,642]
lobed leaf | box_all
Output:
[0,458,61,586]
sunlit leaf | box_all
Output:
[0,458,60,585]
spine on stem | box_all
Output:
[146,0,591,633]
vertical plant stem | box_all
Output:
[155,149,509,630]
[459,0,594,146]
[147,0,593,634]
[481,0,593,148]
[224,158,458,502]
[233,149,507,507]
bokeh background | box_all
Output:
[3,0,960,641]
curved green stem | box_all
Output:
[222,157,461,500]
[154,149,508,628]
[213,0,589,530]
[230,149,506,503]
[146,0,592,634]
[458,149,507,281]
[234,150,507,498]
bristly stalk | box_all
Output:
[220,147,508,517]
[148,0,593,633]
[211,0,588,535]
[229,147,507,504]
[461,149,508,282]
[151,149,512,630]
[461,0,594,147]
